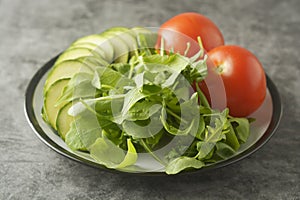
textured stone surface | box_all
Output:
[0,0,299,199]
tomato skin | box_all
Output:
[199,45,267,117]
[156,12,224,56]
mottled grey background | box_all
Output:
[0,0,299,199]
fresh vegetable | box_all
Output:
[156,12,224,56]
[199,45,266,117]
[42,26,251,174]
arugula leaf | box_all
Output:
[224,122,240,151]
[143,54,189,73]
[144,129,164,149]
[125,100,162,121]
[229,118,250,143]
[118,87,147,124]
[56,73,96,105]
[109,63,131,75]
[161,93,199,136]
[91,70,101,89]
[161,106,197,136]
[214,142,236,159]
[65,111,102,150]
[196,141,215,160]
[122,110,163,139]
[203,109,229,143]
[65,121,86,151]
[90,138,137,169]
[165,156,204,175]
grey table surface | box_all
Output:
[1,0,299,199]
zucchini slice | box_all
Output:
[44,60,93,93]
[43,79,70,129]
[56,101,75,140]
[72,34,114,63]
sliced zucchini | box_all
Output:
[72,34,114,63]
[44,60,93,93]
[69,42,107,60]
[101,32,129,63]
[103,27,138,52]
[56,101,75,139]
[43,79,70,129]
[76,56,109,69]
[55,47,99,65]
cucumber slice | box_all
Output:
[76,56,109,69]
[103,27,138,52]
[44,60,93,93]
[72,34,114,63]
[56,101,75,139]
[43,79,70,129]
[55,47,99,65]
[101,32,129,63]
[69,42,107,60]
[71,42,98,49]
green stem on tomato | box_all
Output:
[197,36,204,58]
[184,42,191,57]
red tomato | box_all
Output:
[156,12,224,56]
[199,45,267,117]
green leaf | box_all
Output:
[196,141,215,160]
[72,114,102,149]
[69,95,125,117]
[90,138,137,169]
[161,93,199,136]
[125,100,162,121]
[118,87,147,123]
[144,129,164,148]
[65,110,102,150]
[203,109,229,143]
[90,137,125,168]
[161,109,197,136]
[193,116,206,140]
[56,73,96,105]
[91,70,101,89]
[116,139,138,168]
[229,118,250,143]
[165,156,204,175]
[214,142,236,159]
[224,122,240,151]
[122,110,163,139]
[65,121,86,151]
[144,54,190,73]
[109,63,131,75]
[93,66,135,93]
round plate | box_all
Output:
[24,55,282,175]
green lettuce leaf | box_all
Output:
[165,156,204,175]
[90,138,137,169]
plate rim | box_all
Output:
[24,55,283,176]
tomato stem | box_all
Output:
[184,42,191,57]
[197,36,204,58]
